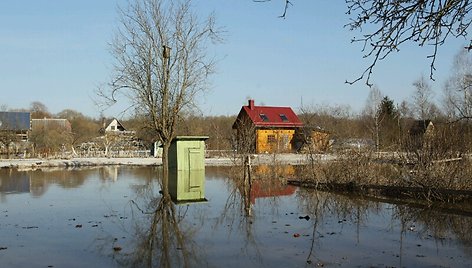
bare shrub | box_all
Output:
[299,150,401,188]
[401,122,472,194]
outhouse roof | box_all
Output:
[172,136,209,142]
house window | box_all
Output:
[267,134,276,143]
[111,126,116,130]
[260,114,269,122]
[280,114,289,122]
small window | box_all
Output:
[280,114,288,122]
[267,134,276,143]
[259,114,269,122]
[111,126,116,130]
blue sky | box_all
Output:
[0,0,468,118]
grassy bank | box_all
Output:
[290,151,472,203]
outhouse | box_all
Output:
[168,136,208,203]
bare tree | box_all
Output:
[363,86,383,151]
[0,131,19,158]
[412,75,435,120]
[442,49,472,121]
[30,101,51,119]
[99,0,221,198]
[57,109,101,155]
[30,122,72,157]
[346,0,472,85]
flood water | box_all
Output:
[0,166,471,267]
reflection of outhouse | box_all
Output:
[169,136,208,203]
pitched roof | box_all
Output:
[235,100,303,128]
[105,118,126,132]
[0,112,31,131]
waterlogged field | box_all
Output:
[0,166,471,267]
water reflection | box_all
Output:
[0,168,92,199]
[0,166,471,267]
[122,200,197,267]
[114,171,204,268]
[297,188,472,266]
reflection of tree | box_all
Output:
[118,178,202,268]
[216,164,300,266]
[215,166,262,264]
[297,186,472,264]
[0,170,30,201]
[393,205,472,258]
[28,169,92,197]
[297,188,383,264]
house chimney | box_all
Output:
[248,99,255,110]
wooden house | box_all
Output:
[293,126,330,153]
[232,100,303,153]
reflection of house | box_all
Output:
[31,118,72,133]
[250,181,296,204]
[0,112,31,141]
[0,171,30,196]
[232,100,304,153]
[293,126,330,153]
[255,164,296,178]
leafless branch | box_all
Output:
[253,0,293,18]
[346,0,472,86]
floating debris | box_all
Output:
[299,215,310,221]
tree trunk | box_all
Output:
[161,141,171,200]
[71,145,77,156]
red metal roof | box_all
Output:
[238,100,303,128]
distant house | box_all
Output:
[31,118,72,133]
[293,126,331,153]
[0,112,31,141]
[232,99,303,153]
[409,120,434,136]
[408,120,435,149]
[104,118,127,133]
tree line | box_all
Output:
[3,47,472,157]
